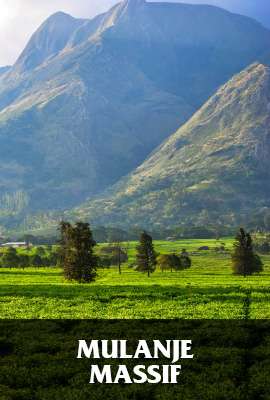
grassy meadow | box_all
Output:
[0,238,270,319]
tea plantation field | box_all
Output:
[0,239,270,319]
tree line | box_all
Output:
[59,222,263,283]
[0,223,263,281]
[59,223,192,282]
[0,246,58,269]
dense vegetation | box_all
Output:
[0,245,58,269]
[2,319,270,399]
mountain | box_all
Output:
[0,66,11,76]
[13,12,86,74]
[0,0,270,224]
[0,65,11,77]
[174,0,270,29]
[237,0,270,29]
[73,63,270,228]
[211,0,270,29]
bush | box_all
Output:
[157,254,181,272]
[157,252,191,272]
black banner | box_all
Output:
[1,320,270,399]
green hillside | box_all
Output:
[73,63,270,228]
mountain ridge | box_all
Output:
[13,12,86,75]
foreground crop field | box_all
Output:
[0,239,270,319]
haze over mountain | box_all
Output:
[74,63,270,228]
[0,0,270,229]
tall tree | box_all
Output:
[232,228,263,277]
[1,248,19,269]
[112,243,128,275]
[59,222,98,283]
[109,230,129,275]
[136,231,157,277]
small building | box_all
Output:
[166,237,177,242]
[0,242,31,249]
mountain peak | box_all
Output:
[211,62,269,108]
[48,11,74,19]
[13,12,86,73]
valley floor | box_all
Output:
[0,239,269,319]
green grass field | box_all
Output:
[0,238,269,319]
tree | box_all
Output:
[18,254,30,270]
[100,245,128,273]
[48,250,59,267]
[157,254,181,272]
[107,230,129,274]
[59,222,98,283]
[232,228,263,277]
[1,248,19,269]
[136,231,157,277]
[30,254,43,268]
[114,242,128,275]
[180,249,192,269]
[157,251,191,272]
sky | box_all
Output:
[0,0,269,67]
